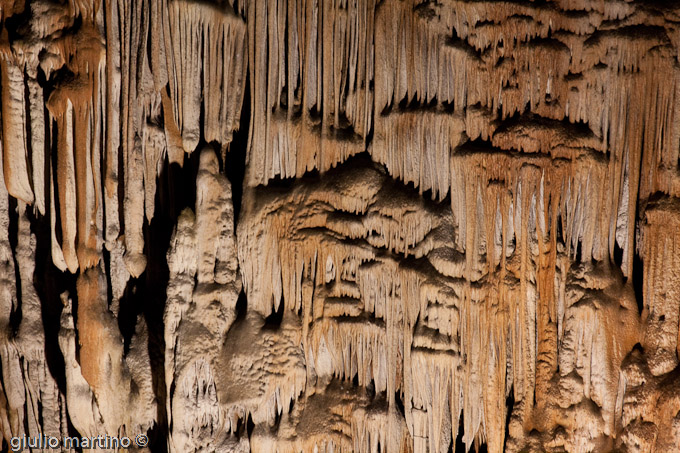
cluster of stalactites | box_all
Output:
[245,0,680,281]
[0,0,248,279]
[237,142,669,451]
[0,1,248,450]
[245,0,377,186]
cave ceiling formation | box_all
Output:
[1,0,680,452]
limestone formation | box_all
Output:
[1,0,679,452]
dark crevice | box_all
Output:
[246,413,255,438]
[394,391,405,416]
[234,290,247,323]
[493,112,595,141]
[630,157,647,317]
[8,197,22,336]
[454,413,466,452]
[263,294,285,329]
[474,438,489,453]
[264,173,298,189]
[446,27,484,61]
[584,25,670,47]
[112,150,201,452]
[224,71,250,228]
[413,1,439,20]
[49,117,64,246]
[28,206,74,396]
[367,379,376,399]
[102,247,114,311]
[556,212,564,246]
[632,250,644,315]
[575,241,583,263]
[503,386,515,451]
[142,151,200,453]
[2,3,33,42]
[117,132,126,238]
[613,240,624,269]
[118,277,141,355]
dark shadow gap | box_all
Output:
[224,71,250,228]
[454,413,465,453]
[263,295,285,329]
[234,290,247,323]
[8,197,22,335]
[632,251,644,315]
[503,386,515,452]
[142,151,201,453]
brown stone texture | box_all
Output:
[0,0,679,452]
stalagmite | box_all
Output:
[14,204,66,445]
[165,147,245,451]
[1,0,680,452]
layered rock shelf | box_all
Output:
[1,0,679,452]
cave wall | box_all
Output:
[1,0,680,452]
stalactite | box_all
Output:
[165,0,247,155]
[1,0,680,452]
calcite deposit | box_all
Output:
[1,0,679,452]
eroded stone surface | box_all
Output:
[1,1,680,452]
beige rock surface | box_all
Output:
[0,0,679,452]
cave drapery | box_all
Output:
[1,0,680,451]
